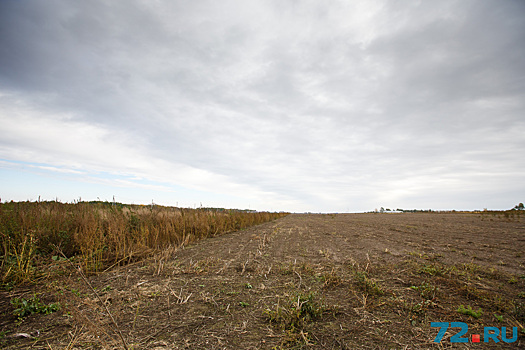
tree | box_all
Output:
[514,203,524,210]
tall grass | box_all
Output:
[0,201,288,284]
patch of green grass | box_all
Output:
[457,305,482,319]
[11,295,60,319]
[419,264,444,276]
[70,288,82,297]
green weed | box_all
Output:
[419,264,445,276]
[352,269,383,296]
[265,291,324,331]
[410,281,439,300]
[457,305,482,319]
[11,295,60,319]
[70,288,82,297]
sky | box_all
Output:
[1,0,524,213]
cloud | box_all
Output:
[1,0,524,211]
[29,165,84,175]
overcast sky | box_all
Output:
[1,0,524,212]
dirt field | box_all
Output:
[2,212,525,349]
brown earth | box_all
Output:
[1,212,525,349]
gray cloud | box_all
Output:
[1,0,524,211]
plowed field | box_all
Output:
[2,213,524,349]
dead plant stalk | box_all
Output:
[55,246,129,350]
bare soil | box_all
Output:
[2,212,525,349]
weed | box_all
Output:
[149,291,161,298]
[494,314,504,322]
[2,233,37,283]
[1,281,14,291]
[277,329,314,348]
[265,291,324,331]
[457,305,483,319]
[514,302,525,323]
[239,301,249,307]
[404,299,436,326]
[411,300,433,314]
[321,268,343,288]
[11,295,60,319]
[279,261,315,276]
[410,281,439,300]
[419,264,445,276]
[352,269,383,296]
[408,251,428,259]
[70,288,82,297]
[245,283,252,289]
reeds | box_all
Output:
[0,201,288,284]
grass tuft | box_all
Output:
[457,304,483,318]
[265,291,325,331]
[352,268,384,296]
[410,281,439,300]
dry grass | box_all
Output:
[0,200,288,286]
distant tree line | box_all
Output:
[374,207,434,213]
[372,203,524,213]
[512,203,524,210]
